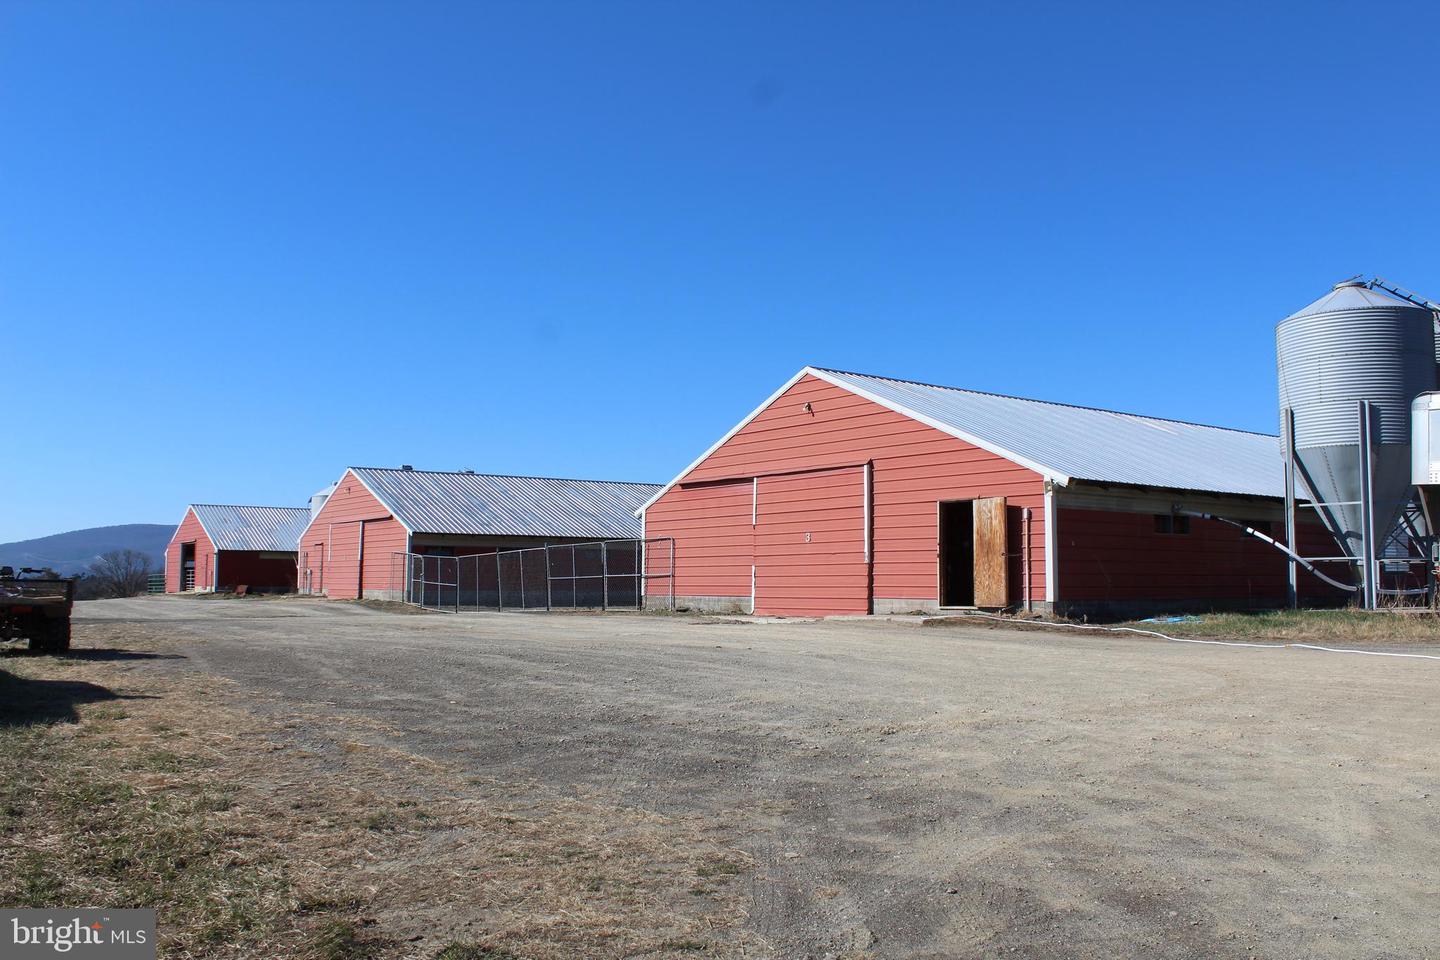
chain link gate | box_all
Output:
[395,538,674,613]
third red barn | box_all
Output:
[640,367,1343,618]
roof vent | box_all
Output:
[462,469,475,474]
[401,464,414,471]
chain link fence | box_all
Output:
[395,538,673,612]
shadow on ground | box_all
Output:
[0,666,159,726]
[0,649,184,662]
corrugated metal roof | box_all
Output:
[1284,281,1424,320]
[191,504,311,552]
[812,368,1283,497]
[350,468,660,538]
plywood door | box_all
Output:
[755,466,869,616]
[973,497,1009,608]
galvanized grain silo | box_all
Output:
[1276,280,1435,578]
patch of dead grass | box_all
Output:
[0,623,759,959]
[1118,608,1440,645]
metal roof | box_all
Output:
[639,366,1286,514]
[1284,281,1426,320]
[812,368,1282,497]
[350,467,660,538]
[190,504,311,552]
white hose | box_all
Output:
[1177,511,1359,592]
[950,611,1440,662]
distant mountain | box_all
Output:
[0,524,173,575]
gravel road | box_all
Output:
[77,597,1440,959]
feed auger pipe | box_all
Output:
[1174,510,1357,593]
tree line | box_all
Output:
[14,550,157,600]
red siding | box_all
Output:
[647,480,754,601]
[755,466,868,615]
[165,508,215,593]
[645,374,1047,613]
[1058,509,1347,604]
[301,471,408,599]
[215,552,298,592]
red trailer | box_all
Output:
[640,367,1344,619]
[164,504,310,594]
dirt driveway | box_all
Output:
[76,597,1440,959]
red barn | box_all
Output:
[165,504,310,594]
[298,467,660,600]
[640,367,1342,618]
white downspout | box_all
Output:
[1043,480,1058,610]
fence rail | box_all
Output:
[394,537,674,613]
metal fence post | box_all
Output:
[520,552,526,610]
[495,550,503,611]
[669,537,676,610]
[1358,399,1376,610]
[601,540,609,610]
[545,545,552,611]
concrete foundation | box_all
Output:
[649,595,751,614]
[873,598,941,615]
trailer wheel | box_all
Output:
[30,617,70,655]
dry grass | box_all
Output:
[0,623,757,959]
[1117,608,1440,645]
[928,607,1440,647]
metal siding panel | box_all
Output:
[214,551,298,592]
[1057,508,1349,602]
[327,521,362,600]
[359,517,408,597]
[645,480,754,599]
[755,467,868,616]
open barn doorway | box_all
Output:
[180,542,196,591]
[939,497,1009,608]
[938,501,975,606]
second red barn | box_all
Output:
[298,466,660,600]
[164,504,311,594]
[640,367,1342,618]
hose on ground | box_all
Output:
[950,611,1440,663]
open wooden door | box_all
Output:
[973,497,1008,607]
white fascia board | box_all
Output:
[634,367,813,516]
[346,468,415,534]
[183,506,220,551]
[804,367,1071,485]
[165,510,193,552]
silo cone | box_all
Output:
[1276,281,1435,562]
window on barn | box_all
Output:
[1154,514,1190,535]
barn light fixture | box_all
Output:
[802,402,813,413]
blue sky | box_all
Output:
[2,1,1438,542]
